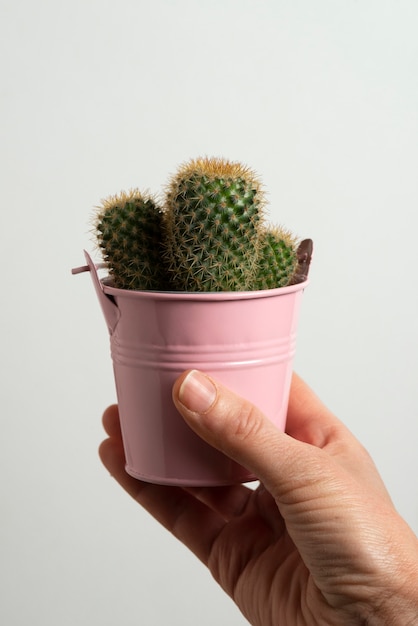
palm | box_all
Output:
[182,479,353,625]
[193,483,317,625]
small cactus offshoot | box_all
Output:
[94,157,312,292]
[95,190,167,291]
[253,227,299,290]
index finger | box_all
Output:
[285,373,348,447]
[99,430,226,565]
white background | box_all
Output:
[1,1,417,624]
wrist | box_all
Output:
[355,517,418,626]
[363,599,418,626]
[361,563,418,625]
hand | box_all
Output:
[99,372,418,625]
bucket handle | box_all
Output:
[72,251,120,334]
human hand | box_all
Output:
[99,372,418,625]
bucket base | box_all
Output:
[125,464,257,487]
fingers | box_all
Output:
[286,375,393,502]
[286,373,348,447]
[172,370,329,503]
[185,484,253,521]
[100,405,255,520]
[171,370,394,523]
[99,425,226,565]
[102,404,122,438]
[100,406,257,562]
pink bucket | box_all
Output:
[75,251,308,486]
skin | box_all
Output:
[99,372,418,625]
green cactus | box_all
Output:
[94,157,311,292]
[252,227,298,290]
[163,157,264,291]
[95,189,167,290]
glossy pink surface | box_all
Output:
[83,251,307,486]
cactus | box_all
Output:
[163,157,264,291]
[94,157,311,292]
[252,227,298,290]
[95,189,168,291]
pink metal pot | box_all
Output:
[74,251,308,486]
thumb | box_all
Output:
[172,369,328,501]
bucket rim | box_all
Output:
[101,278,309,301]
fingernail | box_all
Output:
[179,370,217,414]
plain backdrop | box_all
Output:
[1,1,417,624]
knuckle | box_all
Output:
[224,399,265,443]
